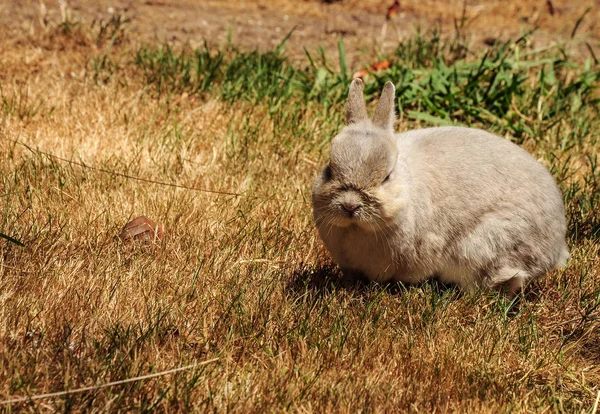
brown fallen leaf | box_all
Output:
[386,1,401,20]
[352,60,391,79]
[119,216,164,244]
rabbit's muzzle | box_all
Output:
[336,191,365,219]
[341,201,361,217]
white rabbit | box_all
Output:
[312,79,569,295]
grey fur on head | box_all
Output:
[312,79,568,296]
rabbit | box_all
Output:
[312,79,569,295]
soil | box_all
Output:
[2,0,599,66]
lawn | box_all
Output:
[0,6,599,412]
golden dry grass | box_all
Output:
[1,4,599,413]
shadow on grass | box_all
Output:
[287,263,462,299]
[287,263,544,317]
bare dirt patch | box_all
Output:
[3,0,599,66]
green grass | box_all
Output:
[0,20,599,412]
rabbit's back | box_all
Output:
[397,126,563,219]
[395,126,567,289]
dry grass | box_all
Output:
[1,6,599,413]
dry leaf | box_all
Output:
[352,60,391,79]
[386,1,401,20]
[119,216,165,244]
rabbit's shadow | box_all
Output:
[287,264,536,315]
[287,264,462,298]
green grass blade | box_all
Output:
[406,110,459,126]
[0,232,25,247]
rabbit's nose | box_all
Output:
[341,202,360,215]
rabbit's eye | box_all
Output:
[324,165,333,181]
[383,170,394,183]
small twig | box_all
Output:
[0,358,220,405]
[571,6,592,39]
[592,389,600,414]
[17,140,243,197]
[511,100,536,124]
[0,263,33,273]
[2,136,307,204]
[379,21,388,49]
[548,316,583,329]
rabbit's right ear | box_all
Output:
[372,81,396,131]
[346,79,368,125]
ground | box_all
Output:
[0,0,599,412]
[3,0,600,64]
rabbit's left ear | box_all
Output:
[346,78,368,125]
[372,81,396,131]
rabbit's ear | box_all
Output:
[372,81,396,131]
[346,78,368,125]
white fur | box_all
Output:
[312,80,568,295]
